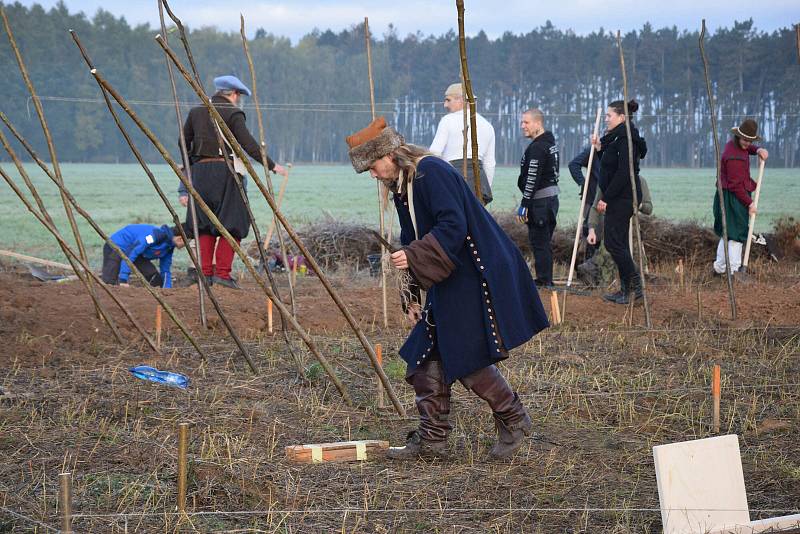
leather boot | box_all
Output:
[387,361,451,460]
[462,365,532,460]
[615,273,642,304]
[603,276,629,303]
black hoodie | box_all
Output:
[597,121,647,203]
[517,130,559,209]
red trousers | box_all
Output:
[198,233,238,279]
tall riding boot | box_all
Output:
[387,361,452,460]
[461,365,532,460]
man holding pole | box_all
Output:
[516,109,560,288]
[429,83,495,205]
[712,118,768,275]
[181,75,288,289]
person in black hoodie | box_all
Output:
[590,99,647,304]
[517,109,560,287]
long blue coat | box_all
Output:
[395,156,549,383]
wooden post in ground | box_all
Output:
[697,289,702,322]
[742,159,766,271]
[267,299,273,334]
[549,291,562,325]
[712,364,721,433]
[155,306,163,350]
[677,258,685,289]
[455,0,483,204]
[264,171,289,249]
[59,472,72,533]
[177,423,189,513]
[376,343,385,408]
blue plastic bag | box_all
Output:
[129,365,189,389]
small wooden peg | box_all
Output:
[267,299,273,334]
[155,305,163,350]
[712,364,721,433]
[549,290,561,325]
[376,343,385,408]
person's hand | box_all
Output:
[591,134,601,151]
[748,204,757,216]
[757,148,768,162]
[179,195,189,207]
[406,302,422,322]
[516,205,528,224]
[272,164,289,177]
[597,200,608,214]
[119,282,130,288]
[390,250,408,269]
[587,228,597,245]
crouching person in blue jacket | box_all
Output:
[101,224,185,288]
[346,118,550,460]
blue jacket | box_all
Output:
[109,224,176,287]
[568,146,601,203]
[395,156,549,383]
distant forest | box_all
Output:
[0,2,798,167]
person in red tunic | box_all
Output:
[712,119,768,274]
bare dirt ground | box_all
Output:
[1,257,798,532]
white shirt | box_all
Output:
[429,111,496,186]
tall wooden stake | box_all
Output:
[616,31,652,328]
[157,0,206,328]
[264,171,289,248]
[153,32,403,415]
[267,299,273,334]
[177,422,189,513]
[712,364,721,433]
[155,305,163,351]
[1,8,102,322]
[376,343,385,408]
[742,159,766,270]
[700,20,737,320]
[364,17,390,329]
[59,472,72,533]
[455,0,483,204]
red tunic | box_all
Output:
[720,139,759,207]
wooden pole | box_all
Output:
[73,36,353,406]
[549,291,562,325]
[742,159,766,270]
[697,289,702,322]
[616,31,652,328]
[152,32,403,416]
[155,306,163,350]
[267,299,273,334]
[376,343,385,408]
[264,171,289,248]
[59,472,72,533]
[677,258,685,289]
[158,0,206,329]
[566,107,602,290]
[461,69,469,178]
[700,20,737,320]
[177,422,189,513]
[712,364,721,433]
[455,0,483,204]
[0,249,75,270]
[364,17,389,329]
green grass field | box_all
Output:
[0,163,796,268]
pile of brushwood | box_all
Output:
[252,214,793,270]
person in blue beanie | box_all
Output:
[101,224,185,288]
[346,117,549,461]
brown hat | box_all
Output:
[346,117,404,173]
[731,118,761,141]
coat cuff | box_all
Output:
[404,233,456,290]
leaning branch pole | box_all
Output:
[0,8,102,320]
[700,20,737,320]
[155,34,403,416]
[157,0,206,328]
[742,159,766,270]
[616,31,652,328]
[239,15,297,321]
[455,0,483,205]
[364,17,389,329]
[73,39,352,406]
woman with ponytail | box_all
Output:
[590,99,648,304]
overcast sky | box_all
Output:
[17,0,799,40]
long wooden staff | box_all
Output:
[157,0,206,328]
[240,16,304,374]
[455,0,483,205]
[264,172,289,248]
[154,33,403,415]
[700,20,736,320]
[72,37,353,407]
[616,31,652,328]
[742,159,766,270]
[364,17,389,329]
[0,8,103,323]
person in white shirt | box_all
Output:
[429,83,496,205]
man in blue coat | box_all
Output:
[101,224,185,288]
[346,117,549,460]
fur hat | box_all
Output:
[346,117,404,173]
[731,118,761,141]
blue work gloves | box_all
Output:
[516,205,528,224]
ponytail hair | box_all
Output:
[609,99,639,115]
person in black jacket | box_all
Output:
[182,75,288,289]
[568,145,602,260]
[516,109,560,287]
[591,99,647,304]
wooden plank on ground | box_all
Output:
[0,249,77,270]
[286,440,389,464]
